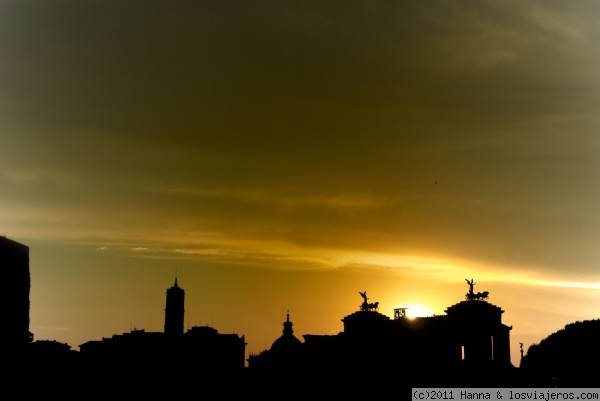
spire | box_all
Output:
[283,310,294,336]
[269,309,302,353]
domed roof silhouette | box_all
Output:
[270,312,302,353]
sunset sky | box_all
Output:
[3,0,600,365]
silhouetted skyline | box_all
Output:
[8,235,600,388]
[3,1,600,367]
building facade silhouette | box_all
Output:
[249,283,516,385]
[0,236,33,350]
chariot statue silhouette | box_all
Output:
[359,291,379,311]
[465,278,489,301]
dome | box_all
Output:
[270,313,302,353]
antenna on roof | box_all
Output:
[172,266,180,287]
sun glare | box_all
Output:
[403,304,435,319]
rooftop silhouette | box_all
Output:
[4,236,600,390]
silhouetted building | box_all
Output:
[247,312,304,370]
[249,282,517,386]
[164,278,185,336]
[443,297,512,367]
[0,236,33,351]
[80,279,246,372]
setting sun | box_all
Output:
[402,304,435,319]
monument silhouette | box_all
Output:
[249,280,517,386]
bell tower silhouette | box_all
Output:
[164,277,185,336]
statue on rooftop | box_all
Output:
[359,291,368,304]
[465,278,489,301]
[359,291,379,311]
[465,278,475,296]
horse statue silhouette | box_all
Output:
[359,291,379,311]
[466,291,489,301]
[465,279,489,301]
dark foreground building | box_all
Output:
[0,236,33,351]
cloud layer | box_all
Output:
[2,0,600,284]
